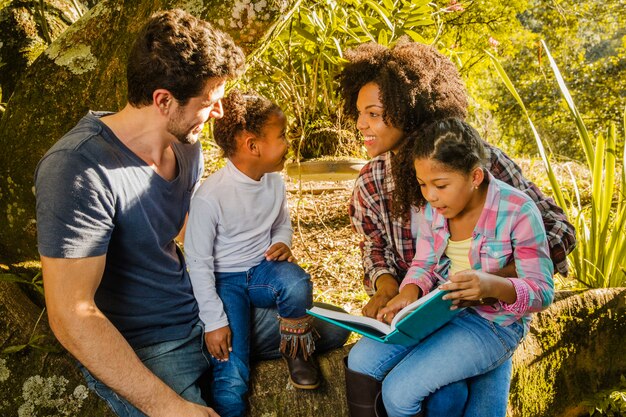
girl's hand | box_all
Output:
[204,325,232,361]
[265,242,297,263]
[377,284,421,324]
[440,270,499,309]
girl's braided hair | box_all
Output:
[392,118,487,218]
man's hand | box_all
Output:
[265,242,296,263]
[362,274,398,318]
[377,284,420,324]
[204,326,232,361]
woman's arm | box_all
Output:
[485,143,576,276]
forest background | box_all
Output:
[0,0,625,415]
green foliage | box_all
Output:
[244,0,440,159]
[481,0,626,158]
[582,375,626,416]
[1,307,60,354]
[489,41,626,287]
[0,271,44,295]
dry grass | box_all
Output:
[285,178,368,315]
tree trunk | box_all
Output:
[0,0,290,263]
[0,280,114,416]
[0,0,86,103]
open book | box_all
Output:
[307,288,462,346]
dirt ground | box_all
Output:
[284,178,370,315]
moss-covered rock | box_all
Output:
[508,288,626,417]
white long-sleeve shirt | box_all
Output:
[184,160,293,331]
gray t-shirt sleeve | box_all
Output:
[35,150,115,258]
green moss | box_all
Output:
[17,375,89,417]
[0,358,10,382]
[45,43,97,75]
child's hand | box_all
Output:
[377,284,421,324]
[265,242,297,263]
[204,325,232,361]
[441,270,498,309]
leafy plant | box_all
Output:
[2,308,60,354]
[488,41,626,288]
[244,0,439,159]
[581,375,626,417]
[0,271,44,295]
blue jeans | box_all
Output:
[348,310,523,417]
[424,357,513,417]
[80,322,210,417]
[210,259,314,417]
[81,301,349,416]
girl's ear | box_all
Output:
[243,133,260,156]
[471,166,485,189]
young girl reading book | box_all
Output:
[184,90,319,417]
[347,118,555,417]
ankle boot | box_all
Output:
[279,316,320,389]
[344,356,388,417]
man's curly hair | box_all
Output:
[337,37,468,135]
[127,9,245,107]
[213,89,283,158]
[392,118,487,218]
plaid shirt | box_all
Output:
[401,174,555,334]
[349,143,575,294]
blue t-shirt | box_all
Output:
[35,111,203,349]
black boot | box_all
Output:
[279,316,320,389]
[344,356,387,417]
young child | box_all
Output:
[347,118,555,417]
[184,90,319,417]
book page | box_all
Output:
[390,288,443,329]
[308,306,392,335]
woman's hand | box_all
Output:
[377,284,421,324]
[265,242,297,263]
[204,325,232,361]
[362,274,398,318]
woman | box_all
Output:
[338,39,575,416]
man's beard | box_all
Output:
[166,111,200,145]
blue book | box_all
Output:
[307,288,463,346]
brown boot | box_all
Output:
[344,356,388,417]
[279,316,320,389]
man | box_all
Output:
[36,10,241,417]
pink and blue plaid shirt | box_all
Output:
[400,174,555,334]
[349,144,575,295]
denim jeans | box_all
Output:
[79,322,210,417]
[81,299,349,416]
[210,259,313,417]
[424,356,513,417]
[348,310,523,417]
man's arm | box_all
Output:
[42,255,217,417]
